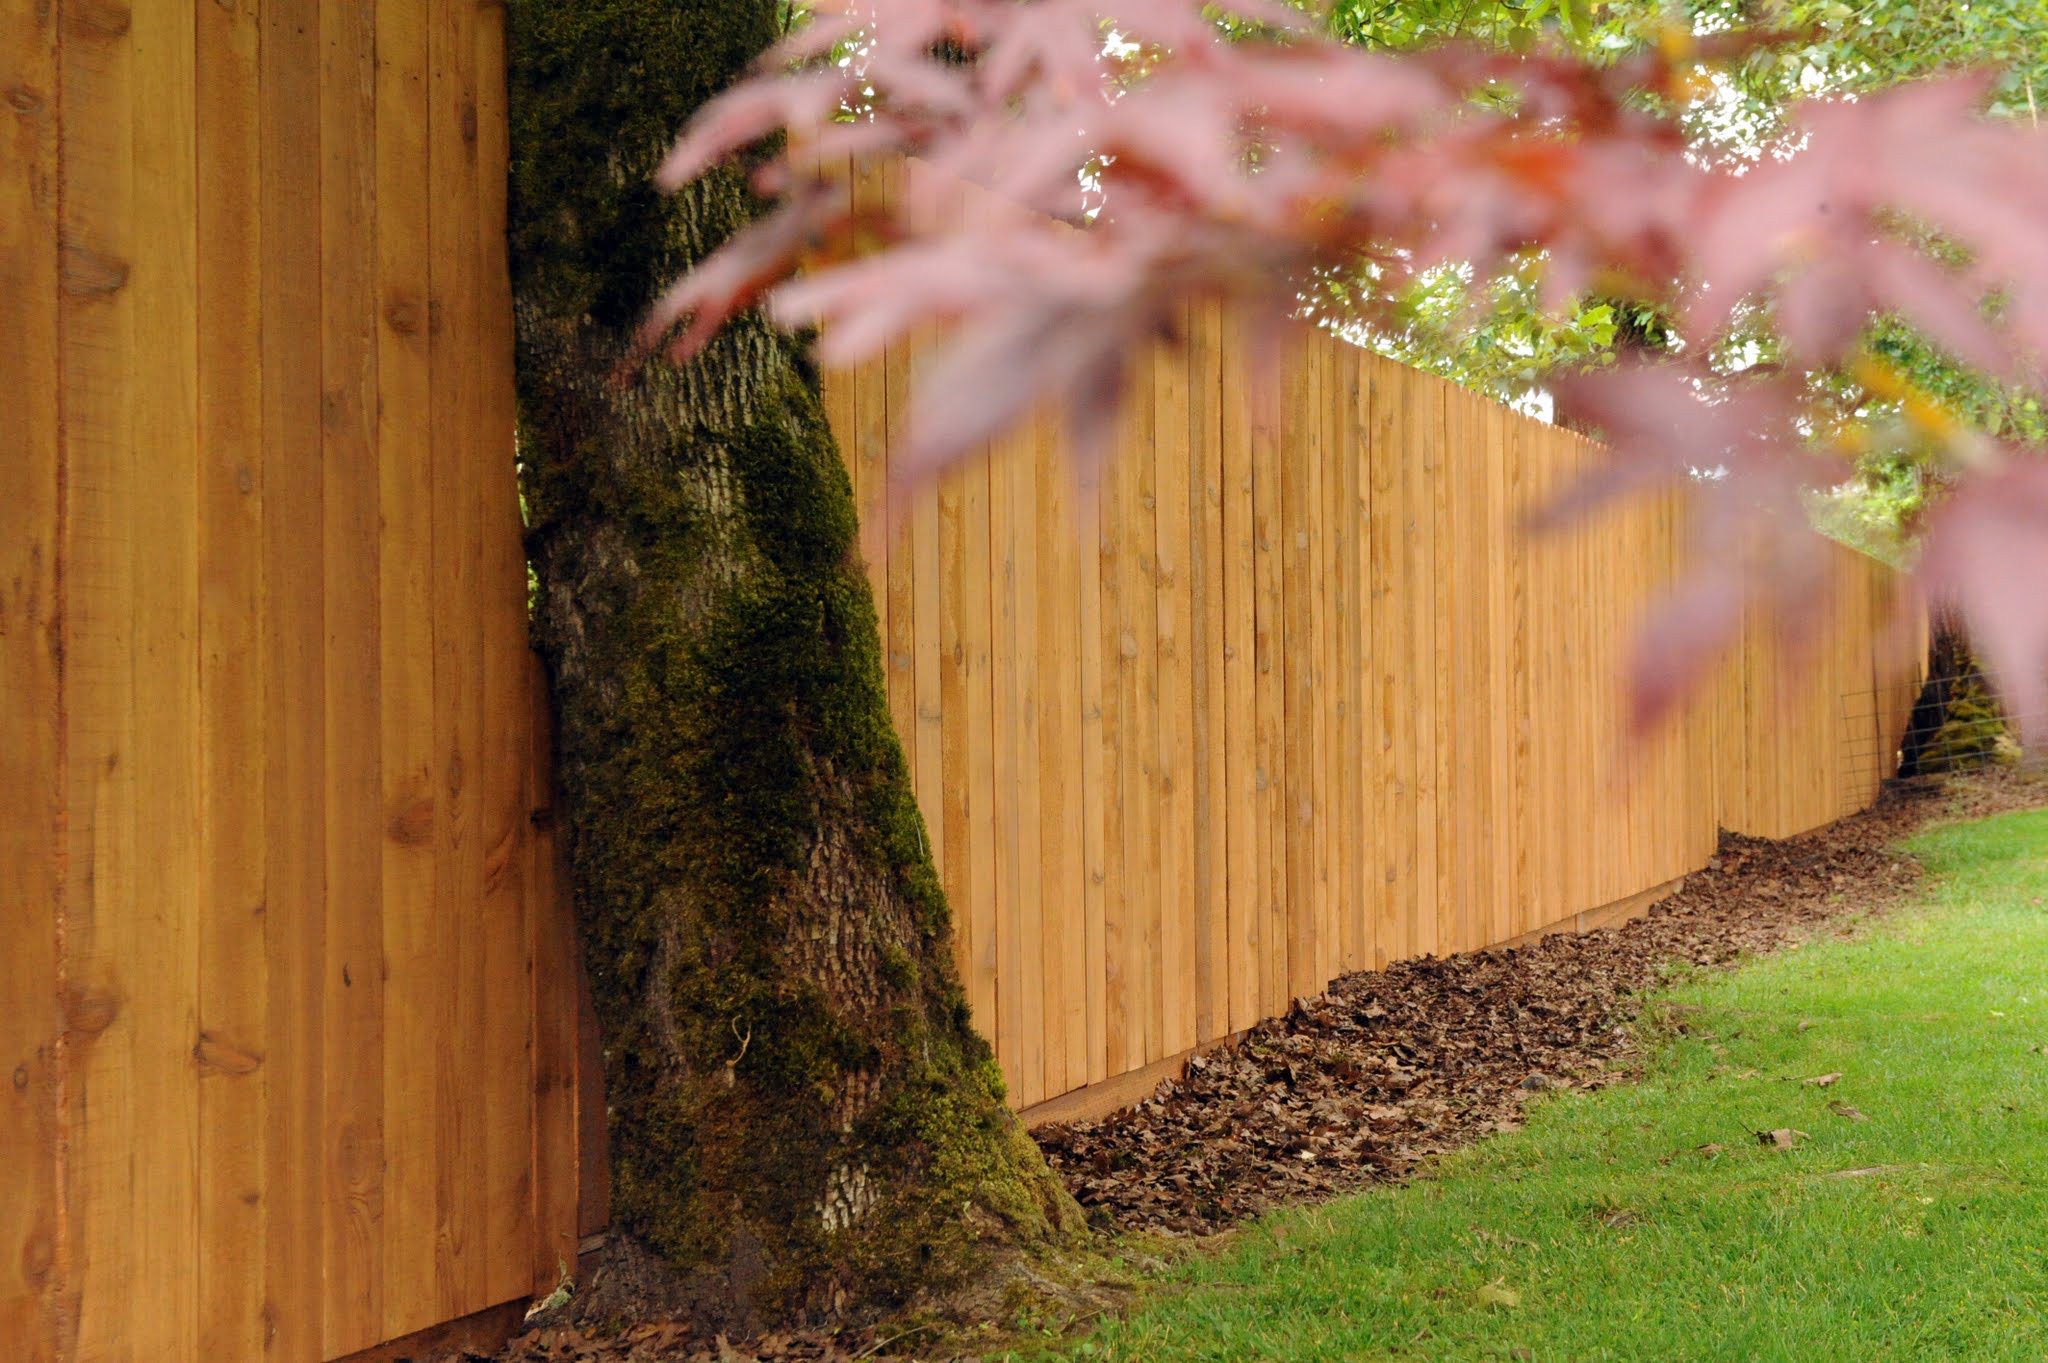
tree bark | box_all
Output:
[506,0,1080,1331]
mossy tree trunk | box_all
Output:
[506,0,1079,1331]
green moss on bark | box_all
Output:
[507,0,1081,1331]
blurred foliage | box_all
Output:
[1307,0,2046,545]
[1310,0,1683,410]
[1809,317,2048,561]
[1716,0,2046,124]
[1325,0,1608,49]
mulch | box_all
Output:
[1036,773,2041,1234]
[486,771,2044,1362]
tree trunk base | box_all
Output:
[508,0,1082,1335]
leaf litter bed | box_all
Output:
[490,771,2043,1362]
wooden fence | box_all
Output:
[0,3,594,1360]
[0,28,1919,1361]
[821,162,1924,1119]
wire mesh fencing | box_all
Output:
[1841,670,2045,789]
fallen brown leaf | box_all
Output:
[1803,1072,1843,1088]
[1026,773,2039,1241]
[1758,1127,1811,1150]
[1827,1101,1869,1122]
[1474,1283,1522,1309]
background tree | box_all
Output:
[1318,0,2048,546]
[506,0,1079,1332]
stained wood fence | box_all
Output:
[822,159,1924,1119]
[0,22,1919,1362]
[1,3,594,1360]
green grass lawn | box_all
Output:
[1060,808,2048,1362]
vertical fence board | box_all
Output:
[429,0,490,1322]
[129,5,205,1349]
[992,411,1046,1106]
[1154,324,1197,1056]
[1307,341,1336,991]
[1094,397,1132,1077]
[1503,413,1533,940]
[1413,371,1446,960]
[258,0,331,1353]
[1035,415,1087,1100]
[196,0,269,1353]
[1123,346,1164,1063]
[0,2,61,1355]
[1251,344,1290,1017]
[319,1,387,1348]
[1280,339,1314,999]
[908,392,948,879]
[990,419,1022,1099]
[475,2,539,1310]
[1441,386,1489,955]
[13,8,583,1357]
[1077,422,1111,1085]
[1219,314,1261,1031]
[1189,302,1229,1044]
[937,461,976,1013]
[1485,404,1516,946]
[1345,353,1375,970]
[882,203,923,791]
[1365,357,1412,969]
[61,1,144,1351]
[962,451,1000,1044]
[374,0,441,1337]
[851,161,891,627]
[1333,349,1362,973]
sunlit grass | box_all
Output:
[1049,808,2048,1362]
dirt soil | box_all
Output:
[484,770,2044,1362]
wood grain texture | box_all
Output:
[1153,323,1196,1056]
[259,2,330,1353]
[4,5,579,1357]
[62,3,144,1353]
[1035,415,1087,1100]
[0,1,63,1354]
[320,1,388,1348]
[1124,347,1164,1064]
[474,1,538,1312]
[1218,311,1260,1032]
[196,0,269,1353]
[1250,341,1289,1020]
[375,0,441,1338]
[814,237,1917,1110]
